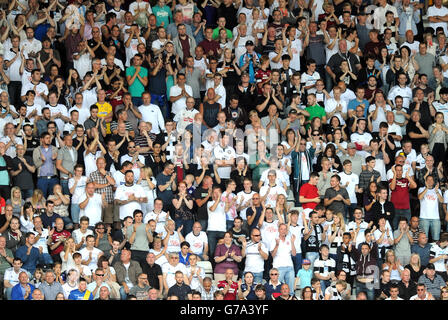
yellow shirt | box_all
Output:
[96,102,112,134]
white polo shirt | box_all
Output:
[138,103,165,134]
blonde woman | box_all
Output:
[48,184,73,230]
[27,189,46,215]
[405,253,423,284]
[327,212,346,260]
[61,237,77,272]
[275,194,290,223]
[382,250,404,282]
[6,187,24,217]
[137,166,157,215]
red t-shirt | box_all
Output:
[389,178,410,209]
[299,183,319,210]
[217,280,238,300]
[51,230,71,255]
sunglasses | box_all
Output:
[96,274,104,276]
[253,234,261,237]
[270,273,278,276]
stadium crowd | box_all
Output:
[0,0,448,301]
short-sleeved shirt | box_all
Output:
[126,66,148,98]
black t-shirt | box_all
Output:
[109,134,128,157]
[24,136,39,157]
[149,66,167,95]
[141,262,162,290]
[193,187,211,220]
[11,156,34,189]
[255,95,276,118]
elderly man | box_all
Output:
[326,40,361,89]
[39,270,64,300]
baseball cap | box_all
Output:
[302,259,311,265]
[347,142,356,149]
[245,40,255,46]
[426,263,436,270]
[289,109,298,114]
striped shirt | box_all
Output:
[313,257,336,277]
[88,170,115,203]
[324,285,342,300]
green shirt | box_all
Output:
[212,27,233,40]
[305,104,326,122]
[126,66,148,98]
[0,248,13,276]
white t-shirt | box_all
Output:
[72,228,94,246]
[259,184,287,208]
[185,231,208,255]
[114,184,146,220]
[338,171,359,203]
[368,104,392,132]
[236,190,256,221]
[207,200,226,232]
[186,265,205,290]
[213,145,236,179]
[325,98,347,125]
[78,247,103,271]
[418,187,442,219]
[21,82,48,108]
[428,5,448,36]
[244,241,268,274]
[144,210,170,234]
[162,263,187,288]
[260,221,279,251]
[68,176,88,204]
[169,85,193,116]
[270,235,294,268]
[78,193,103,226]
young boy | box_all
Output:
[72,216,94,250]
[295,259,313,290]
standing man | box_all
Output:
[33,132,58,198]
[126,54,148,107]
[56,134,78,195]
[88,158,117,230]
[156,162,177,214]
[138,92,165,135]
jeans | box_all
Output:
[61,216,74,229]
[151,93,169,119]
[21,189,34,200]
[119,286,128,300]
[251,272,264,284]
[39,253,54,265]
[355,280,375,300]
[207,231,225,259]
[8,81,22,107]
[305,252,319,270]
[37,177,59,198]
[131,97,143,107]
[419,218,441,241]
[60,179,70,195]
[292,252,302,275]
[198,219,208,232]
[320,279,332,292]
[71,204,81,224]
[5,287,13,300]
[131,250,149,269]
[278,266,295,295]
[347,203,358,223]
[226,220,234,231]
[174,218,194,238]
[393,209,411,230]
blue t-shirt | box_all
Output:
[296,268,313,288]
[68,289,94,300]
[347,98,370,117]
